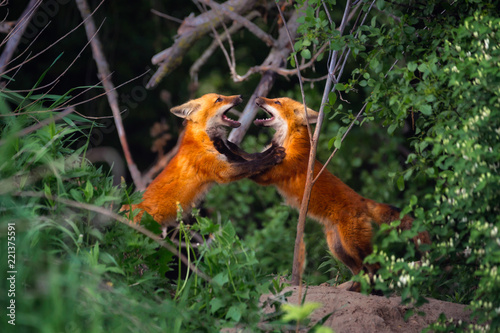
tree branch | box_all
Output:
[200,0,276,47]
[75,0,145,191]
[189,10,260,80]
[146,0,257,89]
[228,8,304,144]
[0,0,42,72]
[291,0,354,287]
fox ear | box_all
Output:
[170,101,201,119]
[296,106,319,125]
[306,108,319,124]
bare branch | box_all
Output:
[0,1,104,81]
[276,3,312,143]
[190,11,260,81]
[291,0,354,287]
[150,9,184,24]
[146,0,257,89]
[289,0,378,286]
[200,0,276,47]
[75,0,145,191]
[0,0,42,72]
[228,8,304,144]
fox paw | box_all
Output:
[212,137,226,154]
[271,146,286,163]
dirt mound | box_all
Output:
[261,285,471,332]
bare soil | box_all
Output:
[260,283,472,332]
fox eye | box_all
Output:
[274,100,281,106]
[215,97,223,103]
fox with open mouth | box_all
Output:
[215,96,431,291]
[123,93,286,229]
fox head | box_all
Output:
[254,97,318,145]
[170,93,242,138]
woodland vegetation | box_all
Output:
[0,0,499,332]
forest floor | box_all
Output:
[260,284,472,332]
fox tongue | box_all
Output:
[222,114,241,128]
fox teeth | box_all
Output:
[222,114,237,122]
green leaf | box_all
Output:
[334,136,342,149]
[328,137,335,150]
[335,83,347,91]
[226,305,242,321]
[282,302,322,322]
[84,181,94,201]
[328,92,337,105]
[387,123,397,135]
[376,0,385,10]
[419,104,432,115]
[397,175,405,191]
[301,49,312,59]
[407,62,417,72]
[209,298,224,314]
[212,272,229,286]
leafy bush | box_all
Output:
[289,0,500,331]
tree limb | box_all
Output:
[75,0,145,191]
[0,0,42,72]
[291,0,354,286]
[146,0,257,89]
[228,8,304,144]
[200,0,276,47]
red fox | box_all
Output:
[124,94,285,229]
[216,96,430,291]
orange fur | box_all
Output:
[123,94,285,227]
[250,96,431,291]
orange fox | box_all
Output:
[124,94,285,229]
[216,96,430,291]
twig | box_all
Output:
[228,8,304,144]
[0,0,42,72]
[201,0,276,47]
[291,0,354,287]
[313,103,367,183]
[2,19,106,117]
[314,56,398,183]
[150,9,184,24]
[147,0,257,89]
[16,191,210,282]
[189,11,260,81]
[208,22,236,80]
[75,0,145,191]
[276,3,312,143]
[0,1,104,80]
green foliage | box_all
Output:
[0,88,275,332]
[289,0,500,331]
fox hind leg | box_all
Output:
[325,224,379,293]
